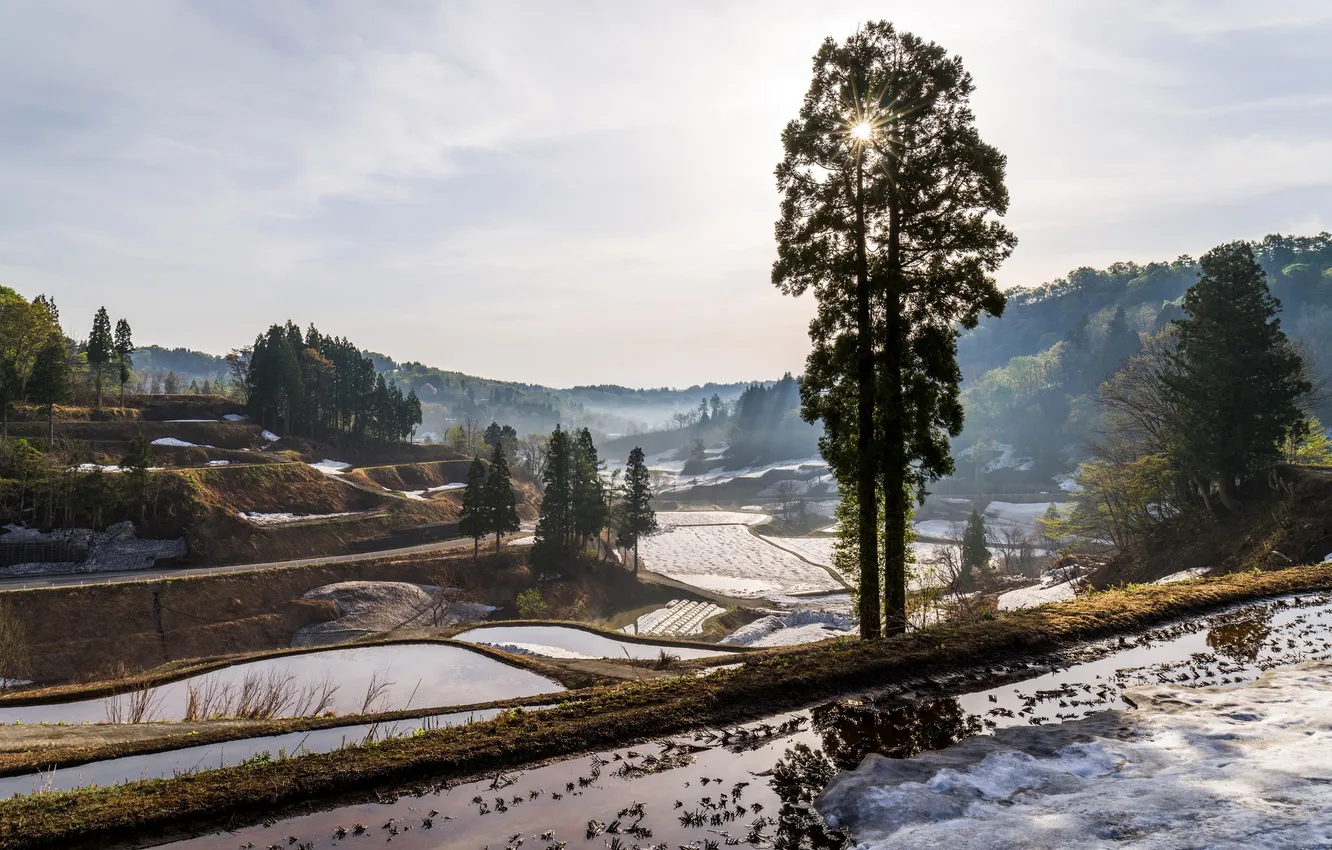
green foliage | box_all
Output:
[244,321,420,443]
[516,588,547,619]
[1162,242,1311,509]
[615,445,658,575]
[486,441,520,553]
[458,456,488,557]
[532,425,575,564]
[960,508,988,591]
[1283,417,1332,466]
[773,20,1014,635]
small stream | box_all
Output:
[19,594,1332,849]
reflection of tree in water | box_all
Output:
[768,698,981,849]
[811,696,982,770]
[770,743,845,850]
[1206,605,1274,663]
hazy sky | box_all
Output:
[2,2,1330,387]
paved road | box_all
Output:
[0,536,481,593]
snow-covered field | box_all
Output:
[761,535,834,565]
[818,663,1332,849]
[656,511,771,527]
[720,609,853,647]
[637,522,842,597]
[997,577,1080,610]
[605,453,830,493]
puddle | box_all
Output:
[0,706,550,798]
[0,644,563,725]
[453,625,735,660]
[40,595,1332,849]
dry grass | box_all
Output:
[4,564,1332,850]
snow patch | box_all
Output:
[997,577,1080,610]
[721,609,853,647]
[151,437,213,448]
[1155,567,1210,584]
[818,663,1332,850]
[309,459,351,475]
[260,429,280,442]
[238,511,362,525]
[222,413,248,421]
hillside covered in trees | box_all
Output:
[955,233,1332,473]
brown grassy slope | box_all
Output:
[344,459,475,491]
[4,564,1332,850]
[1091,464,1332,586]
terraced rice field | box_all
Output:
[619,599,727,636]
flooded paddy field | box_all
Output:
[0,643,563,726]
[131,592,1332,849]
[452,625,739,660]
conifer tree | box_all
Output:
[29,338,70,445]
[959,508,988,593]
[87,307,113,407]
[120,433,153,525]
[572,427,607,554]
[486,441,520,554]
[616,446,658,575]
[113,318,134,407]
[774,21,1014,636]
[458,456,489,561]
[532,425,574,564]
[1163,242,1311,511]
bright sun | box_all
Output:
[850,121,872,141]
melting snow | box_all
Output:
[720,609,853,647]
[151,437,213,448]
[309,459,351,475]
[997,577,1080,610]
[238,511,362,525]
[818,663,1332,850]
[1155,568,1210,584]
[222,413,248,422]
[260,429,280,442]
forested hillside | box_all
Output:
[956,233,1332,471]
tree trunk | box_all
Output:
[633,541,639,577]
[95,369,103,408]
[854,144,881,640]
[473,538,479,562]
[495,531,501,555]
[1217,474,1242,513]
[47,404,54,445]
[120,382,125,408]
[881,205,907,637]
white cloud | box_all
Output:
[0,1,1328,385]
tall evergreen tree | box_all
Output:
[29,338,70,445]
[774,21,1014,636]
[616,446,658,576]
[113,318,134,407]
[959,508,988,593]
[87,307,113,407]
[572,428,607,553]
[486,442,520,554]
[1163,242,1311,511]
[119,433,153,525]
[532,425,574,564]
[458,456,489,561]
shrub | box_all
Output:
[516,588,548,619]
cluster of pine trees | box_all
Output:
[458,441,520,558]
[241,321,421,443]
[529,427,657,574]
